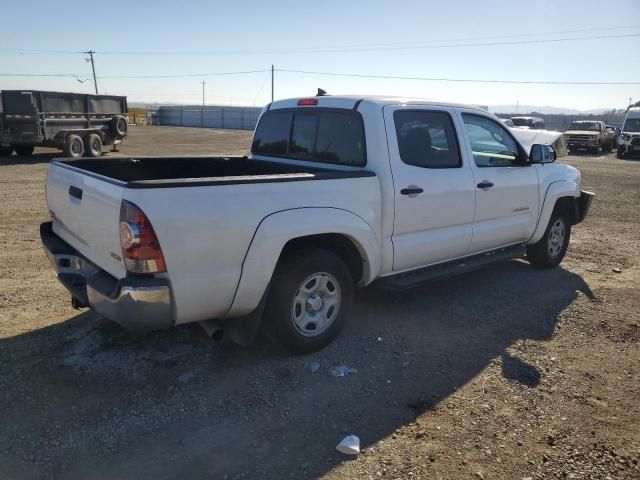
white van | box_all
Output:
[617,107,640,158]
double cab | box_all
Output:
[41,96,593,352]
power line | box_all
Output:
[2,28,635,57]
[2,67,638,86]
[0,69,271,79]
[277,68,640,85]
[0,73,82,77]
[97,69,270,79]
[87,32,640,55]
[0,48,83,55]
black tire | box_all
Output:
[264,248,353,354]
[616,148,624,159]
[526,212,571,269]
[14,145,34,156]
[112,116,128,137]
[84,133,102,157]
[64,134,84,159]
[0,146,13,157]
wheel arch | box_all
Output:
[225,207,380,317]
[528,180,580,244]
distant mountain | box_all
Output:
[489,105,611,115]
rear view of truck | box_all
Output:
[0,90,128,159]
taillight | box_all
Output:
[297,98,318,106]
[119,200,166,273]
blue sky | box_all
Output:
[1,0,639,110]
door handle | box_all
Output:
[477,181,494,189]
[68,185,83,200]
[400,187,424,195]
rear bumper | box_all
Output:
[40,221,174,333]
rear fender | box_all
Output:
[226,207,379,317]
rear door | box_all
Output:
[457,110,540,253]
[384,105,476,271]
[47,163,126,278]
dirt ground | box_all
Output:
[0,126,638,480]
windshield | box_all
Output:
[568,122,599,131]
[511,118,532,127]
[622,118,640,133]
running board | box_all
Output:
[375,244,526,291]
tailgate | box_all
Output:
[46,162,126,279]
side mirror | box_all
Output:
[530,144,557,164]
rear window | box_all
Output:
[251,111,292,156]
[252,109,366,166]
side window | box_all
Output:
[251,111,292,155]
[393,110,461,168]
[461,114,524,167]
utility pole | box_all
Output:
[86,50,99,95]
[201,80,206,128]
[271,65,274,102]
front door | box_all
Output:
[457,110,540,253]
[384,105,476,272]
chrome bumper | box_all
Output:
[40,222,174,333]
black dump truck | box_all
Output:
[0,90,128,158]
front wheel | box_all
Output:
[265,248,353,353]
[526,213,571,269]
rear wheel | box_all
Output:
[526,212,571,269]
[84,133,102,157]
[64,134,84,159]
[265,248,353,353]
[14,145,34,156]
[0,146,13,157]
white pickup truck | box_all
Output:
[41,95,593,353]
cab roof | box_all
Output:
[268,95,490,113]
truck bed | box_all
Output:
[53,156,375,188]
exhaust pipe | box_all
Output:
[199,319,224,342]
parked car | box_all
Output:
[0,90,127,159]
[510,116,545,129]
[501,118,515,127]
[617,107,640,158]
[564,120,615,153]
[40,95,593,353]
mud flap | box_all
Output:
[223,288,269,346]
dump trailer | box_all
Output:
[0,90,128,158]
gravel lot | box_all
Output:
[0,126,638,479]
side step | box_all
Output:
[375,244,526,291]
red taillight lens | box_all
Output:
[119,200,166,273]
[297,98,318,106]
